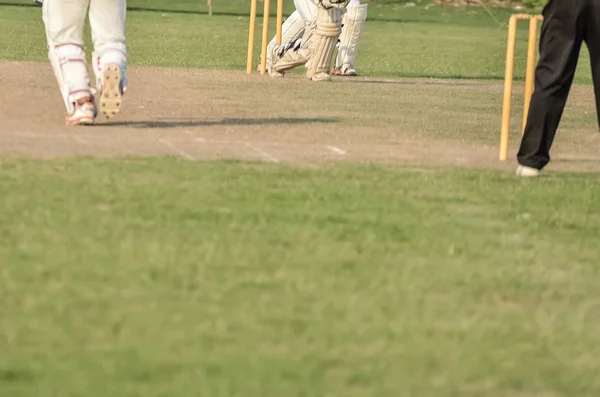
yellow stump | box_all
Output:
[499,14,543,161]
[208,0,212,16]
[246,0,258,75]
[247,0,285,75]
[260,0,271,75]
[500,15,518,161]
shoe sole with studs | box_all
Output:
[100,65,123,119]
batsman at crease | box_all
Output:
[265,0,368,81]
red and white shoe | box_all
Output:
[333,66,358,77]
[99,64,124,119]
[65,97,97,126]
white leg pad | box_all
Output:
[93,43,128,94]
[266,11,307,66]
[305,6,345,81]
[271,21,315,75]
[48,44,92,114]
[336,3,367,72]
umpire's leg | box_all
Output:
[517,0,584,170]
[585,0,600,130]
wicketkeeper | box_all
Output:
[42,0,128,125]
[266,0,368,81]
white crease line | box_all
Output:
[246,143,280,163]
[326,145,347,155]
[181,130,207,143]
[9,132,83,139]
[158,139,195,160]
[72,135,90,145]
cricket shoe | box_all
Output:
[516,165,540,177]
[302,60,332,81]
[99,64,124,119]
[257,60,283,77]
[310,72,332,82]
[302,59,331,81]
[65,97,97,126]
[333,65,358,77]
[267,61,284,78]
[256,48,284,77]
[265,46,285,78]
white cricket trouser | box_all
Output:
[294,0,318,23]
[42,0,127,113]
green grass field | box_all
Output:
[2,1,600,396]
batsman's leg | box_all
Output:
[295,0,318,22]
[272,2,345,81]
[263,11,306,76]
[305,3,346,81]
[270,21,315,77]
[43,0,96,125]
[89,0,128,119]
[334,0,367,76]
[295,0,319,71]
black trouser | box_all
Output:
[517,0,600,170]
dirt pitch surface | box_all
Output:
[2,61,600,172]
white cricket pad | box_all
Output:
[266,11,306,67]
[335,3,367,71]
[271,20,316,75]
[48,44,92,114]
[305,6,345,80]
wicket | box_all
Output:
[499,14,543,161]
[247,0,285,75]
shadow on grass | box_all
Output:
[101,117,339,129]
